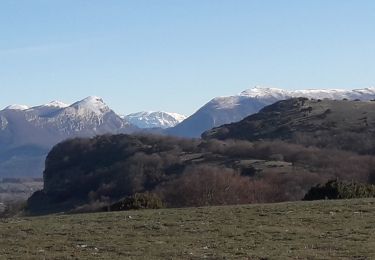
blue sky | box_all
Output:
[1,0,374,115]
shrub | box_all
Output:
[108,192,163,211]
[159,165,279,207]
[303,180,375,200]
[0,200,26,218]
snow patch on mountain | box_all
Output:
[69,96,110,116]
[4,104,29,110]
[240,86,290,100]
[210,96,242,110]
[0,116,8,130]
[125,111,187,129]
[43,100,69,108]
[240,86,375,101]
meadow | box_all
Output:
[1,198,374,259]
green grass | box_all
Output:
[1,199,375,259]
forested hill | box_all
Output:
[28,133,375,214]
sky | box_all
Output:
[0,0,375,116]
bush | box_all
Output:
[159,165,279,207]
[0,200,26,218]
[303,180,375,200]
[108,193,163,211]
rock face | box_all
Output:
[0,96,136,178]
[124,111,186,129]
[168,87,375,138]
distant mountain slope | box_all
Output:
[0,96,137,177]
[124,111,186,129]
[168,87,375,138]
[203,98,375,154]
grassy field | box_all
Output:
[1,199,374,259]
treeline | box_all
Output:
[26,133,375,214]
[291,131,375,155]
[0,178,43,183]
[201,139,375,182]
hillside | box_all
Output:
[166,94,270,138]
[1,199,375,259]
[168,87,375,138]
[204,98,375,154]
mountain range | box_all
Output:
[0,96,137,177]
[0,96,187,177]
[1,86,375,178]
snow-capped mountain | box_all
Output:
[4,104,29,110]
[0,96,136,178]
[240,86,375,101]
[124,111,186,129]
[167,86,375,138]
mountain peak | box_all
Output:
[124,111,187,128]
[75,96,105,105]
[43,100,69,108]
[4,104,29,111]
[81,96,105,103]
[240,86,289,98]
[70,96,109,115]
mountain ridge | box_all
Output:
[167,86,375,138]
[203,98,375,154]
